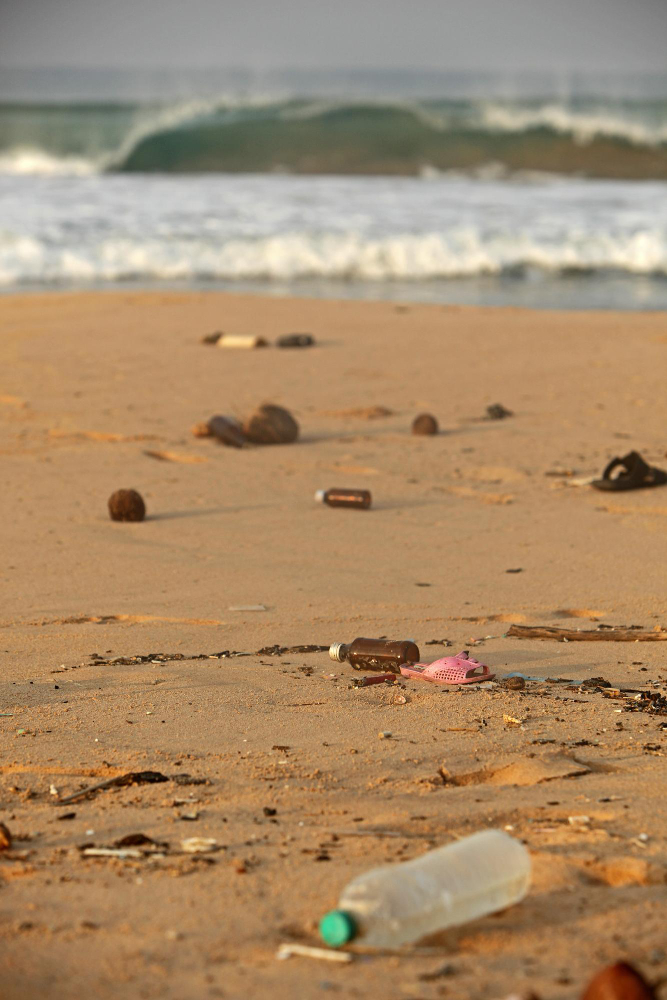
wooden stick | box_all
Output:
[507,624,667,642]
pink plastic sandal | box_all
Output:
[400,650,494,685]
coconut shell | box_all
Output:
[243,404,299,445]
[581,963,655,1000]
[412,413,439,435]
[108,489,146,522]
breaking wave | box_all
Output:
[1,95,666,178]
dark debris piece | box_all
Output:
[581,677,613,690]
[486,403,513,420]
[58,770,169,805]
[624,692,667,716]
[424,638,453,647]
[256,644,330,656]
[171,774,210,786]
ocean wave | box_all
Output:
[0,95,666,177]
[2,229,667,287]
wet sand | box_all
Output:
[1,290,666,999]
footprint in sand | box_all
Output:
[440,752,591,787]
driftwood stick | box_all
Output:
[507,624,667,642]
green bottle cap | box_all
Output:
[319,910,357,948]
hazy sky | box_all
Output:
[1,0,666,74]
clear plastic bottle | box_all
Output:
[329,637,419,673]
[315,488,371,509]
[319,830,531,949]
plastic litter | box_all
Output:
[316,488,371,509]
[319,829,530,949]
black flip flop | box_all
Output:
[592,450,667,492]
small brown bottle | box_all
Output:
[329,637,420,673]
[316,488,372,509]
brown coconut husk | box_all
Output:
[412,413,439,435]
[108,489,146,522]
[243,404,299,445]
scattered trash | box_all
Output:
[107,488,146,522]
[257,644,329,655]
[503,714,525,726]
[400,651,494,686]
[568,815,591,826]
[592,451,667,492]
[351,673,397,688]
[207,415,246,449]
[217,334,268,349]
[507,624,667,642]
[506,567,523,574]
[276,333,315,348]
[81,847,147,859]
[58,770,169,805]
[56,812,76,821]
[316,488,372,510]
[378,731,392,739]
[502,676,526,690]
[171,774,209,786]
[200,331,223,345]
[277,943,352,963]
[115,833,168,850]
[486,403,513,420]
[180,837,219,854]
[49,784,59,797]
[0,823,12,850]
[424,638,453,647]
[263,807,277,817]
[179,811,199,821]
[329,638,420,673]
[319,829,530,949]
[412,413,438,435]
[581,962,655,1000]
[228,604,267,612]
[243,403,299,444]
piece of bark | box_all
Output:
[507,624,667,642]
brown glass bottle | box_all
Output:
[329,638,420,673]
[315,488,372,509]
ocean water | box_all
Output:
[1,70,666,309]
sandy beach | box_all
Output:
[1,290,666,999]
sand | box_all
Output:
[1,290,666,1000]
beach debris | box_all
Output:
[0,823,12,850]
[319,830,529,949]
[263,807,277,817]
[378,731,392,739]
[592,450,667,492]
[58,770,169,805]
[206,414,246,448]
[107,488,146,522]
[316,488,372,509]
[506,567,523,574]
[351,673,397,688]
[400,651,494,686]
[503,714,525,727]
[243,403,299,444]
[502,676,526,690]
[179,811,200,821]
[581,962,655,1000]
[217,333,268,349]
[424,638,453,647]
[568,815,591,826]
[277,333,315,348]
[412,413,439,435]
[81,847,147,859]
[201,331,223,345]
[330,638,420,673]
[180,837,219,854]
[486,403,513,420]
[276,943,352,963]
[56,812,77,821]
[256,644,329,656]
[508,624,667,642]
[191,421,213,437]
